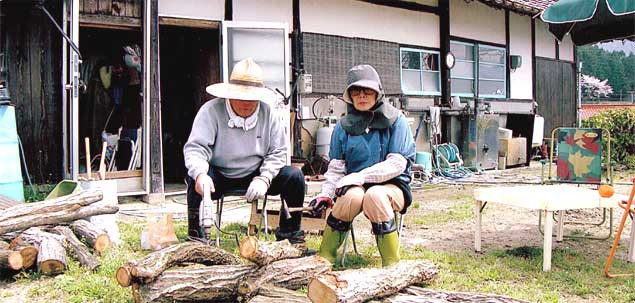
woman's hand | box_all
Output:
[335,172,364,196]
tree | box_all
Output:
[581,74,613,100]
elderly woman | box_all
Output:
[309,64,415,267]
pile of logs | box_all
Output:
[0,190,118,277]
[116,236,439,303]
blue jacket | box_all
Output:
[329,114,416,212]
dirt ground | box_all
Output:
[350,162,634,261]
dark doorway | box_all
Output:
[159,24,220,189]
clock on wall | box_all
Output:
[445,51,456,70]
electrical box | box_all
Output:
[461,113,500,170]
[299,73,312,94]
[510,55,522,69]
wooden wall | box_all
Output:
[4,2,63,183]
[81,0,142,18]
[535,58,576,137]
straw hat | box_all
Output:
[206,58,277,103]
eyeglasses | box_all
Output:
[348,87,376,97]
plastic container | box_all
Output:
[80,180,121,245]
[415,152,433,173]
[0,105,24,202]
[45,180,81,200]
[315,124,335,159]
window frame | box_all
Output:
[450,40,507,99]
[399,47,441,96]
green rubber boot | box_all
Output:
[376,231,400,267]
[318,226,348,264]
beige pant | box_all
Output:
[331,184,405,223]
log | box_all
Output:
[71,219,111,253]
[237,255,332,300]
[248,285,311,303]
[137,264,256,303]
[377,286,533,303]
[52,226,100,271]
[0,249,23,270]
[14,227,67,275]
[0,241,8,250]
[307,260,437,303]
[0,190,115,235]
[239,236,305,266]
[8,237,38,269]
[116,241,241,287]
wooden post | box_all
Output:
[543,210,553,272]
[474,200,482,252]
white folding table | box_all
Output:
[474,184,632,271]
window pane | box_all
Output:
[479,63,505,80]
[479,80,505,96]
[402,70,422,92]
[401,51,421,69]
[422,72,439,92]
[451,42,474,60]
[422,53,439,71]
[452,78,474,95]
[479,47,505,64]
[452,61,474,79]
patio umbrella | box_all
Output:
[540,0,635,45]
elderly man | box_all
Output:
[184,58,308,245]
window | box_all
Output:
[450,41,507,98]
[400,48,440,95]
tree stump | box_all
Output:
[307,260,437,303]
[14,227,67,275]
[239,236,305,266]
[71,219,111,254]
[52,226,100,271]
[116,241,241,287]
[137,264,256,303]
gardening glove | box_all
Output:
[335,172,364,196]
[308,196,334,217]
[195,174,215,197]
[246,176,270,202]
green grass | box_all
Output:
[411,193,473,226]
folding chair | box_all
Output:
[604,178,635,278]
[340,211,406,267]
[539,127,614,239]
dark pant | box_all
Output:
[187,166,305,241]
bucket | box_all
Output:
[415,152,433,172]
[81,180,121,244]
[0,105,24,202]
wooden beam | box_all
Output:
[158,17,219,29]
[531,18,536,101]
[505,9,510,99]
[79,169,142,180]
[439,0,450,104]
[359,0,438,15]
[79,14,141,29]
[225,0,233,20]
[146,0,165,197]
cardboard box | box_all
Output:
[499,137,527,167]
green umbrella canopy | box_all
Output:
[540,0,635,45]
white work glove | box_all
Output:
[195,174,215,197]
[335,172,365,196]
[246,176,270,202]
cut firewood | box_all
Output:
[239,236,305,266]
[116,241,241,287]
[52,226,100,271]
[14,227,67,275]
[0,190,110,235]
[377,286,533,303]
[0,249,23,270]
[307,260,437,303]
[8,237,38,269]
[248,285,311,303]
[71,219,111,253]
[237,255,332,300]
[0,241,8,250]
[137,264,256,303]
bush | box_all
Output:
[582,108,635,169]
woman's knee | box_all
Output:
[331,186,365,221]
[362,186,394,222]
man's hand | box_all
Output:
[308,196,334,217]
[246,176,269,202]
[195,174,215,197]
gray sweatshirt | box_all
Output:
[183,98,287,181]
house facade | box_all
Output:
[1,0,577,201]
